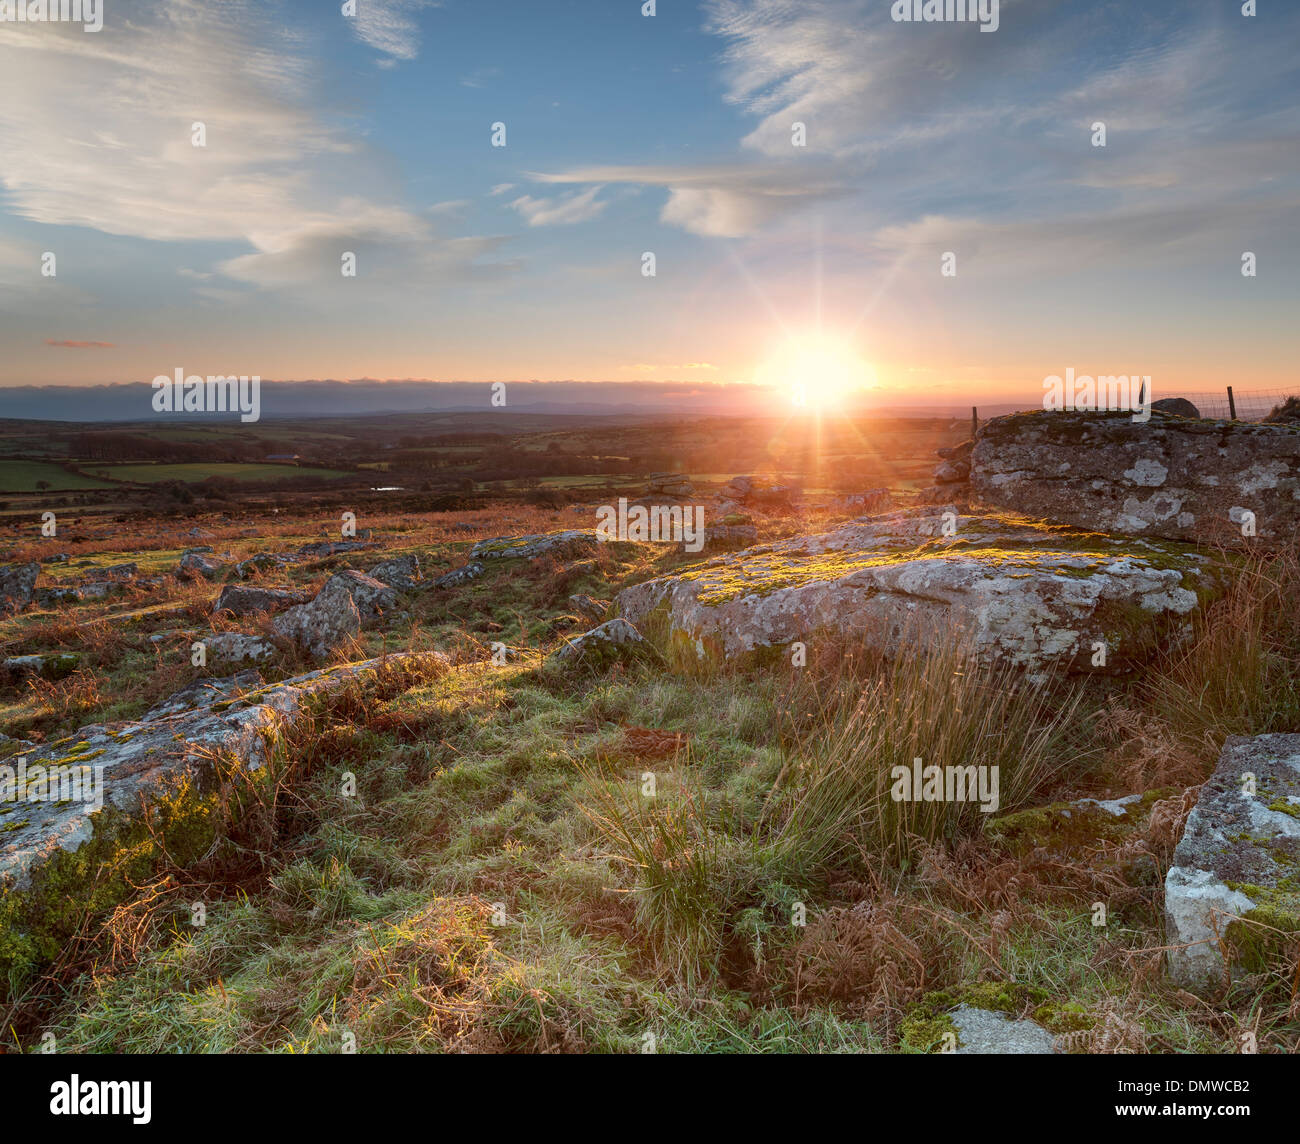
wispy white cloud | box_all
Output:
[510,186,609,227]
[0,0,509,295]
[529,164,841,237]
[346,0,439,63]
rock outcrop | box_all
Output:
[273,569,402,656]
[470,531,598,561]
[213,584,310,617]
[0,652,446,994]
[1164,733,1300,994]
[972,411,1300,545]
[616,508,1217,676]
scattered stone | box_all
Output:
[0,563,40,614]
[697,523,758,551]
[213,584,311,618]
[937,440,975,461]
[617,507,1216,676]
[183,545,215,555]
[39,553,69,564]
[202,632,276,666]
[1165,733,1300,994]
[84,562,137,581]
[1151,397,1201,418]
[273,570,402,657]
[550,618,657,668]
[934,459,971,484]
[833,489,892,514]
[296,539,377,559]
[2,653,81,681]
[470,531,598,561]
[948,1005,1057,1055]
[972,410,1300,546]
[434,561,485,588]
[646,472,696,498]
[368,553,424,591]
[568,594,609,622]
[34,586,81,607]
[178,551,223,580]
[233,552,298,578]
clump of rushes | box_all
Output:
[1141,544,1300,753]
[766,633,1090,869]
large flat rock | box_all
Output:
[972,411,1300,545]
[615,508,1217,675]
[1165,733,1300,993]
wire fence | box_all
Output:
[973,387,1298,430]
[1153,387,1298,422]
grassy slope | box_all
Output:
[2,503,1299,1053]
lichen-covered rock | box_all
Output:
[0,652,446,995]
[550,618,658,668]
[434,561,485,588]
[698,523,758,551]
[934,459,971,484]
[616,508,1216,676]
[84,562,137,581]
[916,484,970,506]
[833,489,892,514]
[34,586,82,607]
[202,632,276,666]
[470,530,598,561]
[568,594,609,622]
[0,562,39,614]
[972,410,1300,546]
[297,539,377,559]
[899,982,1069,1053]
[2,653,81,681]
[233,552,299,579]
[1164,733,1300,994]
[273,570,402,656]
[368,553,424,590]
[178,551,223,580]
[213,584,310,617]
[948,1006,1057,1055]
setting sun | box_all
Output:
[755,334,875,409]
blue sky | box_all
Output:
[0,0,1297,412]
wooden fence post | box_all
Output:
[971,406,978,441]
[1227,386,1237,419]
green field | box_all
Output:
[95,462,353,484]
[0,460,120,492]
